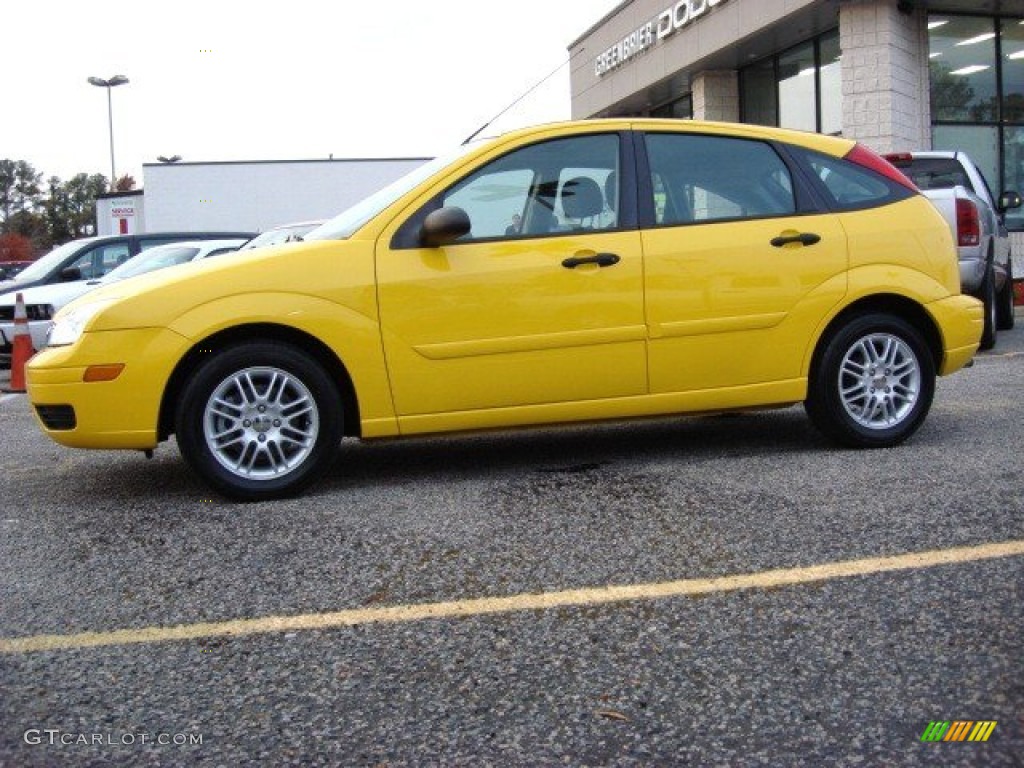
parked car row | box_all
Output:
[0,223,317,365]
[0,240,248,361]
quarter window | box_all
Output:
[799,150,905,209]
[644,134,796,226]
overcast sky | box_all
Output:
[4,0,621,185]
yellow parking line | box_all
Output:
[3,539,1022,655]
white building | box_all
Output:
[96,157,430,236]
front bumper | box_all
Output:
[26,327,190,449]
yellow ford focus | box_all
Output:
[27,120,982,500]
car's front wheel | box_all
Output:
[175,341,343,501]
[805,314,935,448]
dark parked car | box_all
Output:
[0,232,256,297]
[0,261,33,280]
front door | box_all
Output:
[376,132,647,420]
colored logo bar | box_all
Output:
[921,721,997,742]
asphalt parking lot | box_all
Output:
[1,316,1022,767]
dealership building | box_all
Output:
[570,0,1024,247]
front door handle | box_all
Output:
[562,252,620,269]
[770,232,821,248]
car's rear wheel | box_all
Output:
[805,313,935,448]
[979,262,997,350]
[175,341,343,501]
[996,258,1015,331]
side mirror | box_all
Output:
[59,266,82,282]
[421,207,470,247]
[998,191,1022,211]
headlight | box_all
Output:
[46,300,117,348]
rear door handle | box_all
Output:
[770,232,821,247]
[562,252,620,269]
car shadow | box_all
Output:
[317,406,822,491]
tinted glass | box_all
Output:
[740,58,777,126]
[931,124,999,198]
[928,16,997,122]
[888,156,973,191]
[820,30,842,136]
[442,134,620,240]
[778,42,817,132]
[1003,126,1024,229]
[803,152,898,209]
[645,134,795,225]
[1001,19,1024,122]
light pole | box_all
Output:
[87,75,129,189]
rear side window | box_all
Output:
[644,133,796,226]
[794,148,915,211]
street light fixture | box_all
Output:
[87,75,130,189]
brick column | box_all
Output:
[692,71,739,122]
[840,0,931,153]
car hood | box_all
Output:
[0,280,99,310]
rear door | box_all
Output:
[639,130,849,394]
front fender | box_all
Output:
[167,292,397,432]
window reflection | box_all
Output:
[778,42,817,132]
[739,30,840,135]
[929,16,997,121]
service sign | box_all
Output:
[595,0,728,77]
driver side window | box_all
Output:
[441,134,620,242]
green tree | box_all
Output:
[0,159,43,231]
[45,173,108,241]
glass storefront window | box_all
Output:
[1001,19,1024,122]
[778,42,817,132]
[651,95,693,119]
[929,14,1024,229]
[740,59,777,126]
[929,16,997,122]
[739,30,839,135]
[931,125,1000,195]
[819,30,842,136]
[1003,127,1024,230]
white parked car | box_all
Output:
[238,221,325,251]
[0,239,246,364]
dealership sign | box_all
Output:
[595,0,728,77]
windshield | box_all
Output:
[104,245,200,281]
[9,238,98,283]
[305,144,483,241]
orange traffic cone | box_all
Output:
[8,292,33,393]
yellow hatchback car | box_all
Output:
[27,120,982,500]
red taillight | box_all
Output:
[883,152,914,166]
[845,143,918,191]
[955,198,980,247]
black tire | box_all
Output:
[805,313,936,448]
[996,259,1015,331]
[175,341,343,501]
[979,263,997,350]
